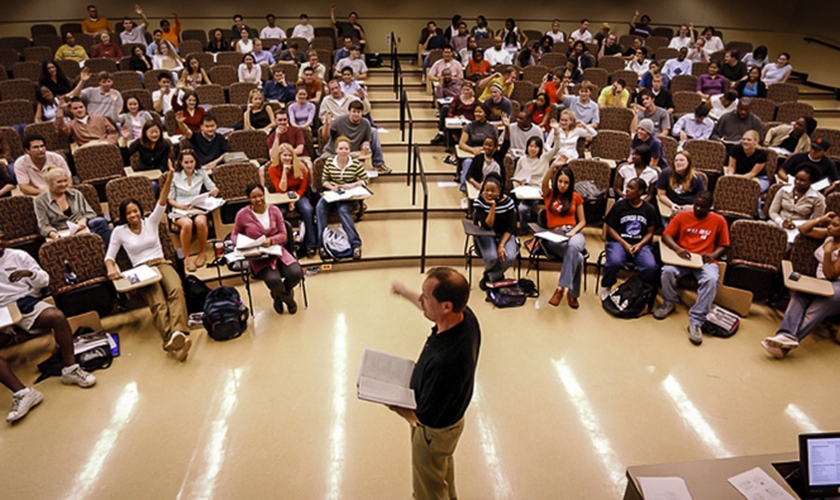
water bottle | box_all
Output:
[64,260,78,286]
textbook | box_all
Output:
[356,348,417,410]
[171,193,225,218]
[226,234,284,261]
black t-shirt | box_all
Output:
[605,199,658,244]
[780,152,839,182]
[473,195,516,236]
[602,45,623,57]
[656,168,706,206]
[730,145,768,176]
[125,139,171,171]
[335,21,362,40]
[190,132,228,166]
[410,307,481,429]
[425,34,446,50]
[779,134,799,153]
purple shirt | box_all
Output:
[288,101,316,127]
[696,74,728,96]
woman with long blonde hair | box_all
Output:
[243,89,275,133]
[263,142,316,255]
[656,150,706,215]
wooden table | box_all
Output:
[265,192,294,206]
[124,167,162,181]
[782,260,835,297]
[660,242,704,269]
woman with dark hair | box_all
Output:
[657,151,706,216]
[238,53,261,84]
[472,15,490,40]
[34,85,60,123]
[563,56,583,85]
[497,17,528,47]
[460,112,509,208]
[168,148,218,271]
[512,126,560,228]
[38,60,72,98]
[528,93,551,130]
[105,166,193,361]
[616,144,659,201]
[568,41,593,70]
[539,72,564,104]
[206,28,230,53]
[639,60,669,89]
[768,164,825,230]
[502,31,521,58]
[742,45,769,70]
[735,66,766,98]
[117,95,153,142]
[516,47,535,68]
[127,45,152,74]
[173,89,205,131]
[465,48,491,82]
[179,54,212,89]
[762,52,793,84]
[700,26,724,57]
[472,173,518,289]
[696,60,728,100]
[123,120,170,172]
[540,164,587,308]
[232,183,303,314]
[532,35,554,57]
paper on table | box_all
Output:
[0,306,12,327]
[235,234,266,250]
[57,220,82,238]
[727,467,796,500]
[356,348,417,409]
[511,185,543,200]
[638,477,693,500]
[535,230,569,243]
[122,264,158,283]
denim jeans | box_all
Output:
[777,282,840,341]
[316,198,361,248]
[602,241,659,288]
[370,127,384,166]
[517,199,539,230]
[280,196,316,251]
[87,216,112,249]
[459,158,473,192]
[474,235,517,282]
[542,232,586,298]
[660,263,720,326]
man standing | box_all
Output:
[391,267,481,500]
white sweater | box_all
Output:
[0,249,50,307]
[106,203,166,267]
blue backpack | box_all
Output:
[202,287,249,341]
[322,225,354,260]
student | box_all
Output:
[462,116,510,208]
[177,114,228,173]
[230,14,257,47]
[655,191,729,345]
[296,66,324,104]
[720,50,748,82]
[669,23,695,50]
[471,175,517,290]
[700,27,724,58]
[55,32,89,62]
[472,15,491,40]
[672,105,715,142]
[251,39,276,67]
[546,19,565,45]
[725,130,769,193]
[334,45,368,79]
[291,14,315,42]
[662,47,692,79]
[152,73,175,114]
[54,97,119,147]
[168,149,218,271]
[69,68,123,123]
[768,164,826,230]
[629,11,653,38]
[288,87,316,130]
[559,81,600,128]
[542,165,587,309]
[636,90,671,138]
[630,119,668,169]
[82,5,112,34]
[160,13,181,49]
[331,5,366,45]
[735,67,767,98]
[601,177,659,300]
[260,13,286,40]
[762,212,840,358]
[128,46,153,74]
[39,60,73,98]
[511,127,560,230]
[599,79,631,108]
[657,151,706,216]
[172,89,205,132]
[152,41,184,79]
[34,165,112,247]
[123,120,170,172]
[300,52,327,82]
[91,32,122,62]
[237,53,261,84]
[106,167,193,361]
[267,110,306,157]
[234,28,254,54]
[615,144,658,202]
[262,143,316,256]
[34,86,60,124]
[13,135,73,196]
[117,96,153,142]
[696,60,728,101]
[320,100,388,174]
[120,5,150,48]
[243,90,275,133]
[742,46,770,70]
[762,53,793,84]
[553,109,597,163]
[179,55,212,89]
[263,67,296,105]
[206,29,230,54]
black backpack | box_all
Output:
[183,275,212,314]
[36,327,114,382]
[485,285,527,308]
[602,276,656,318]
[202,287,249,341]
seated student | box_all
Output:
[159,13,181,50]
[34,165,112,246]
[769,164,825,230]
[277,42,307,67]
[35,85,60,124]
[319,79,366,123]
[39,60,73,99]
[497,17,528,47]
[621,37,644,59]
[512,127,561,229]
[662,47,693,79]
[434,69,463,110]
[428,46,464,84]
[117,96,154,143]
[471,15,491,40]
[484,36,513,66]
[243,90,275,133]
[296,66,324,105]
[451,22,471,56]
[600,177,659,300]
[82,5,113,34]
[456,107,501,208]
[615,144,659,202]
[569,19,592,44]
[720,50,748,82]
[725,130,770,192]
[339,68,368,103]
[762,211,840,358]
[657,151,707,217]
[639,61,670,90]
[482,83,512,122]
[764,116,816,156]
[477,67,516,102]
[708,90,739,121]
[419,22,447,81]
[538,71,564,105]
[334,37,353,64]
[91,32,123,62]
[464,115,510,188]
[541,165,587,309]
[599,79,631,108]
[472,173,518,289]
[711,98,763,149]
[14,135,73,196]
[260,13,286,40]
[626,47,651,76]
[128,46,153,75]
[291,13,315,42]
[123,120,170,172]
[554,109,597,163]
[238,53,261,85]
[568,41,593,70]
[69,68,123,123]
[673,104,715,142]
[502,32,522,61]
[320,100,388,174]
[508,111,543,155]
[105,168,192,361]
[177,114,228,173]
[0,237,96,422]
[735,66,767,100]
[546,19,565,45]
[288,87,316,130]
[761,53,792,84]
[655,191,729,345]
[742,46,770,70]
[598,34,623,59]
[206,29,230,53]
[262,67,296,105]
[629,11,653,38]
[152,41,183,79]
[316,135,368,260]
[146,30,164,57]
[171,89,205,131]
[778,138,839,188]
[669,23,695,50]
[559,81,600,128]
[230,15,258,48]
[696,60,729,101]
[120,6,150,48]
[465,48,491,83]
[261,143,316,256]
[334,45,368,79]
[300,52,327,82]
[152,73,175,114]
[55,32,89,62]
[699,27,723,57]
[179,55,212,89]
[234,28,254,54]
[167,149,218,271]
[688,39,709,64]
[267,110,306,157]
[251,39,276,67]
[430,82,478,146]
[630,119,668,169]
[527,93,551,131]
[54,97,118,147]
[636,90,671,137]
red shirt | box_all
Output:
[544,191,583,229]
[664,211,729,255]
[267,127,305,150]
[268,164,308,197]
[543,81,561,103]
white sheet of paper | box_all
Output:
[511,185,543,200]
[437,181,459,188]
[356,348,416,409]
[321,186,371,203]
[784,175,831,191]
[0,306,12,327]
[235,234,266,250]
[535,231,569,243]
[727,467,796,500]
[638,477,693,500]
[122,264,157,283]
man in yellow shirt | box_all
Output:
[81,5,113,34]
[476,66,516,101]
[55,33,89,63]
[160,12,181,49]
[598,79,631,107]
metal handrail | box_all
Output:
[413,144,429,273]
[403,89,413,190]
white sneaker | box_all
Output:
[61,364,96,388]
[688,324,703,346]
[296,221,305,243]
[600,286,612,302]
[460,197,469,210]
[6,387,43,422]
[764,333,799,349]
[164,331,192,362]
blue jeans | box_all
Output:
[316,198,361,248]
[459,158,473,192]
[542,232,586,298]
[88,216,112,249]
[6,161,16,184]
[474,235,518,282]
[777,282,840,341]
[660,263,720,326]
[602,241,659,288]
[280,196,316,251]
[370,127,384,166]
[517,199,539,229]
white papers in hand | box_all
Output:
[189,193,225,211]
[58,220,82,238]
[785,220,807,243]
[356,348,417,409]
[321,186,372,203]
[511,185,542,200]
[638,477,693,500]
[122,264,157,283]
[235,234,266,250]
[727,467,796,500]
[535,230,569,243]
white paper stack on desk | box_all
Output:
[171,193,225,218]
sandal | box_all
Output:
[195,254,207,267]
[186,260,197,272]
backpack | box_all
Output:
[602,276,656,318]
[202,286,249,341]
[322,225,354,260]
[183,275,212,314]
[702,304,740,338]
[36,327,114,382]
[485,284,527,308]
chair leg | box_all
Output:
[301,277,309,309]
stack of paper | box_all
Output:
[172,193,225,218]
[229,234,284,260]
[511,185,543,200]
[321,186,372,203]
[356,348,417,409]
[785,220,807,243]
[57,220,82,238]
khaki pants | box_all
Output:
[411,418,465,500]
[137,261,189,344]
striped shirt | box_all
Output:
[321,156,369,187]
[472,195,516,236]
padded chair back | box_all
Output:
[691,62,709,77]
[82,58,117,75]
[23,122,71,155]
[185,52,214,72]
[683,139,726,174]
[0,37,30,56]
[195,84,226,105]
[143,70,169,92]
[611,70,639,88]
[0,99,35,126]
[273,62,298,83]
[31,24,58,38]
[38,233,110,297]
[0,79,36,102]
[763,183,784,220]
[510,81,535,106]
[749,97,777,123]
[726,41,753,57]
[812,128,840,160]
[725,219,786,300]
[775,102,814,124]
[826,192,840,216]
[106,176,156,224]
[539,53,566,69]
[669,74,697,93]
[33,35,62,53]
[229,82,258,105]
[207,65,237,88]
[713,175,760,220]
[653,27,674,38]
[73,143,125,184]
[74,182,104,215]
[789,233,823,277]
[598,106,634,133]
[590,130,631,162]
[110,71,144,92]
[287,38,309,52]
[763,149,779,180]
[767,83,798,103]
[215,52,244,68]
[673,91,702,116]
[581,68,608,88]
[228,130,269,162]
[654,47,679,61]
[59,23,83,35]
[569,159,611,192]
[645,36,669,52]
[311,37,335,51]
[209,104,243,128]
[521,65,549,85]
[214,162,260,201]
[619,35,638,50]
[0,127,23,159]
[0,195,40,242]
[22,47,53,63]
[314,27,336,40]
[0,49,18,70]
[178,40,203,56]
[660,135,678,170]
[596,56,625,74]
[181,30,208,44]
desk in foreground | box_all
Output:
[624,452,799,499]
[782,260,835,297]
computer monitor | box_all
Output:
[799,432,840,498]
